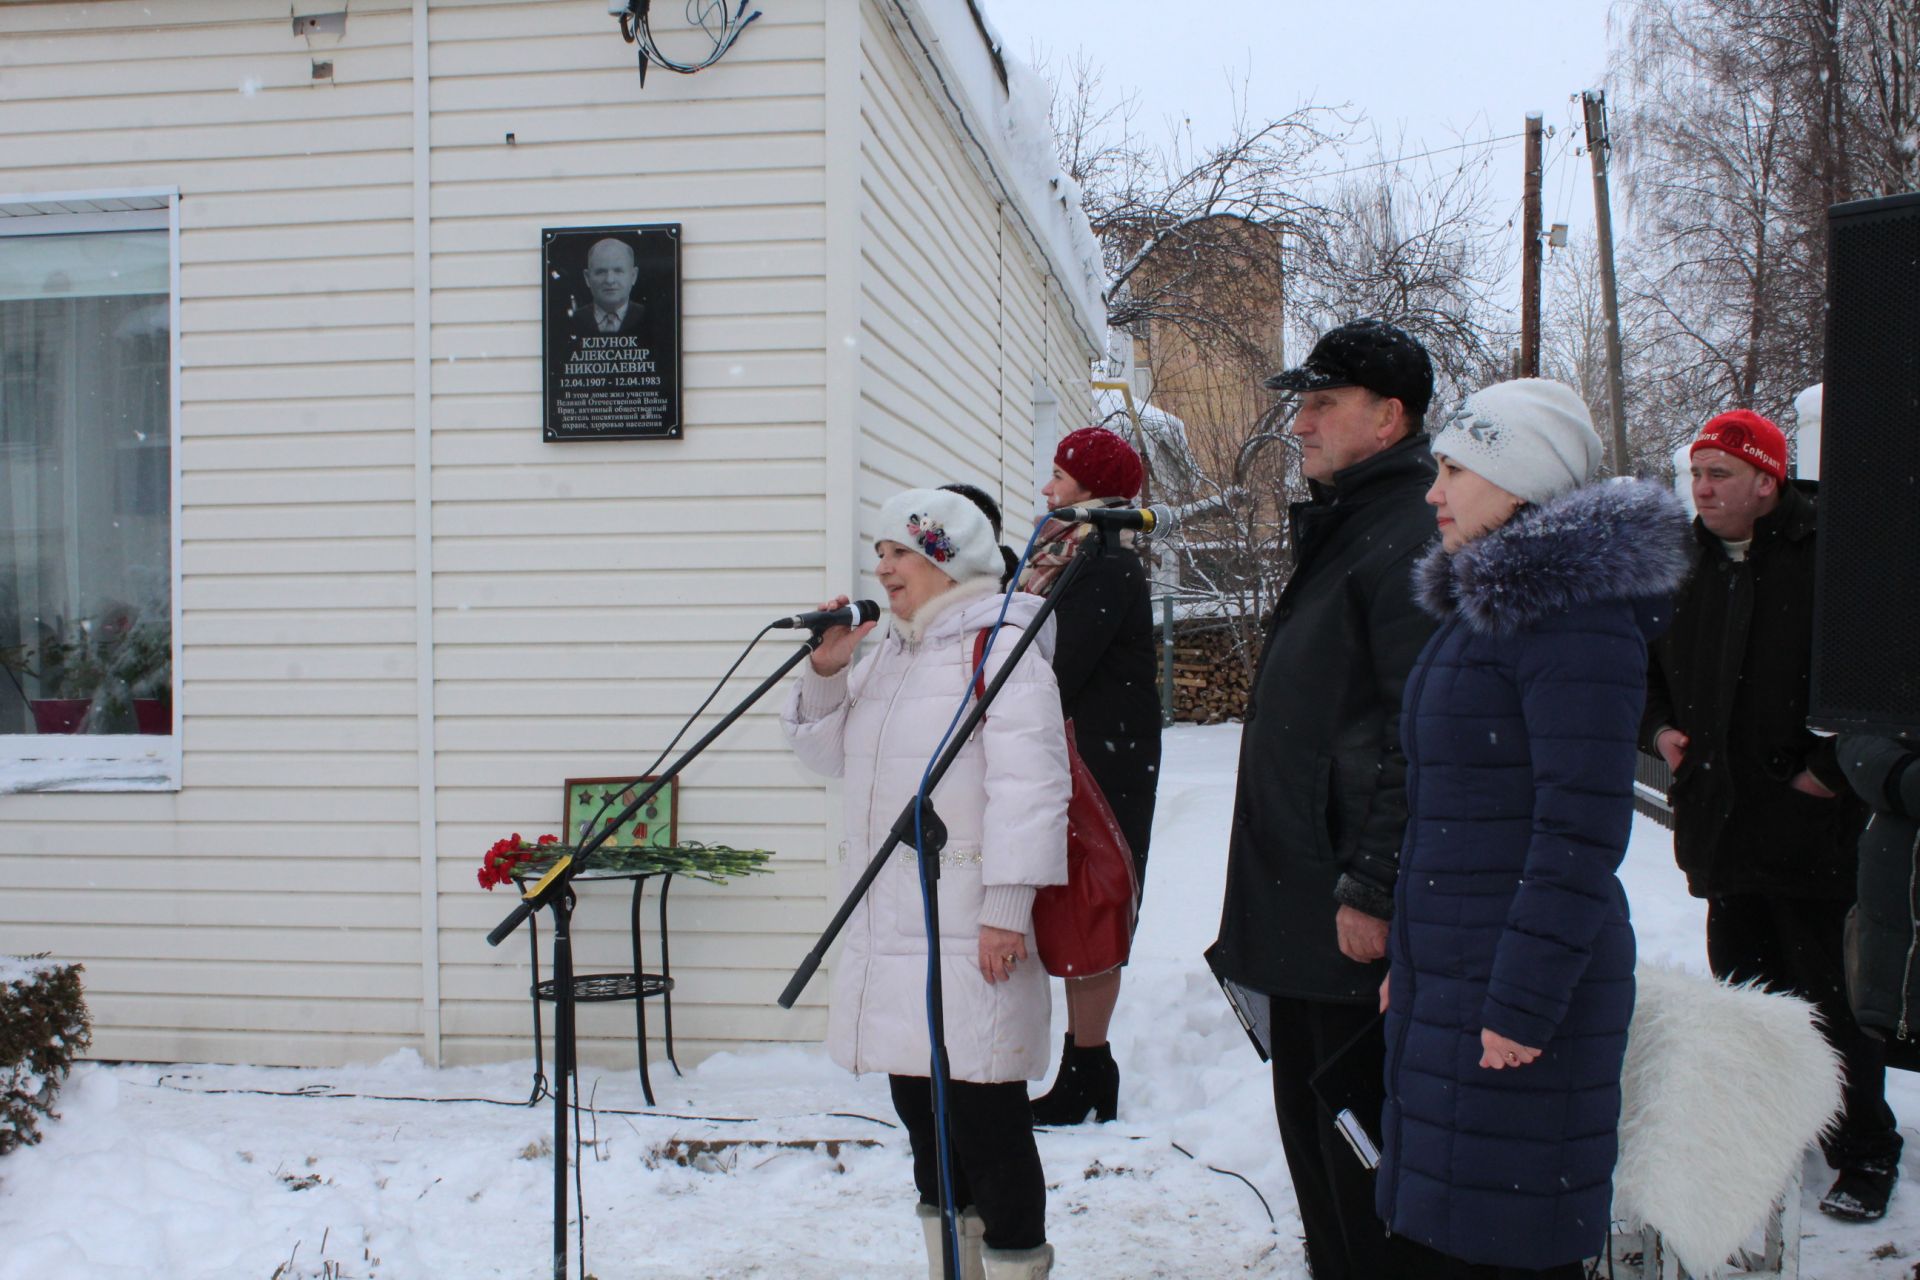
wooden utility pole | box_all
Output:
[1581,89,1633,475]
[1520,112,1544,377]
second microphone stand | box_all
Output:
[489,629,826,1280]
[779,525,1110,1280]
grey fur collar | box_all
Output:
[1414,479,1692,636]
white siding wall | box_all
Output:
[1,0,427,1065]
[854,4,1093,557]
[0,0,1092,1070]
[0,0,836,1069]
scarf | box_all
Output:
[1017,518,1086,598]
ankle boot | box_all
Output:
[981,1242,1054,1279]
[1029,1038,1118,1125]
[916,1203,987,1280]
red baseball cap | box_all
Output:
[1690,410,1789,483]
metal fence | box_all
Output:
[1633,752,1675,830]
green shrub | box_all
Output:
[1,955,93,1156]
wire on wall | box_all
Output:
[614,0,761,87]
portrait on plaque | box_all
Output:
[541,224,682,441]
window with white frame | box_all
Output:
[0,195,177,780]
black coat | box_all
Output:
[1050,538,1162,869]
[1839,732,1920,1062]
[1209,433,1439,1003]
[1642,483,1866,899]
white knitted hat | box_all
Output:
[875,487,1003,585]
[1430,378,1603,505]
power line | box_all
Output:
[1304,130,1528,184]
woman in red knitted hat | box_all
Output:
[1020,425,1163,1125]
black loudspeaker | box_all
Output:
[1810,191,1920,735]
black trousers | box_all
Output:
[888,1074,1046,1251]
[1707,893,1904,1171]
[1269,995,1399,1280]
[1387,1237,1585,1279]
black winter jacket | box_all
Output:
[1840,732,1920,1064]
[1209,433,1439,1003]
[1049,538,1162,868]
[1642,483,1867,899]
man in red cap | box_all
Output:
[1644,409,1899,1221]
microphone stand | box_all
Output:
[488,629,827,1280]
[779,526,1109,1280]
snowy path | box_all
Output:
[2,724,1917,1278]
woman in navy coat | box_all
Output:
[1375,379,1691,1277]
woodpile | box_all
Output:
[1157,619,1255,724]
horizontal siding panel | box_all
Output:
[181,466,413,507]
[430,97,826,148]
[433,385,826,429]
[6,921,422,964]
[184,573,415,611]
[181,713,416,752]
[0,823,413,858]
[182,291,414,335]
[431,494,822,540]
[429,134,826,185]
[181,222,412,265]
[182,751,416,789]
[430,603,821,644]
[183,361,414,402]
[182,610,415,648]
[433,458,823,502]
[431,313,823,359]
[184,539,414,578]
[430,230,826,272]
[432,533,822,574]
[428,170,826,219]
[428,64,822,114]
[1,855,409,894]
[17,887,419,930]
[90,993,423,1037]
[183,324,414,369]
[182,502,414,541]
[187,681,417,719]
[0,49,413,102]
[181,431,414,473]
[184,256,415,298]
[181,644,416,682]
[2,84,414,135]
[85,957,420,1000]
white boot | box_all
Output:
[916,1204,987,1280]
[980,1242,1054,1279]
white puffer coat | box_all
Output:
[781,580,1071,1083]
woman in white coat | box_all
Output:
[783,486,1070,1280]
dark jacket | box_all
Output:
[1642,483,1867,899]
[1378,480,1692,1270]
[1049,537,1162,867]
[1209,433,1438,1003]
[1840,732,1920,1062]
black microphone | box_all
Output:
[771,599,881,631]
[1048,504,1174,533]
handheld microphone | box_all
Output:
[772,599,881,631]
[1048,504,1174,533]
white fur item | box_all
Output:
[1613,964,1843,1278]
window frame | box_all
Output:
[0,187,181,791]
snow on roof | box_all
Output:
[1093,386,1189,449]
[898,1,1107,346]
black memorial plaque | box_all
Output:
[542,224,682,441]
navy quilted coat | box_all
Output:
[1376,480,1691,1269]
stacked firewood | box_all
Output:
[1158,621,1255,724]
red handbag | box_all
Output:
[971,630,1139,977]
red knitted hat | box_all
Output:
[1691,410,1788,482]
[1054,427,1143,500]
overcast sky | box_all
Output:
[985,0,1622,240]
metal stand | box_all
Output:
[488,632,824,1280]
[523,870,679,1106]
[778,528,1107,1280]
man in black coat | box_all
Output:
[1207,318,1439,1280]
[1644,409,1900,1221]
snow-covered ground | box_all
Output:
[3,723,1917,1278]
